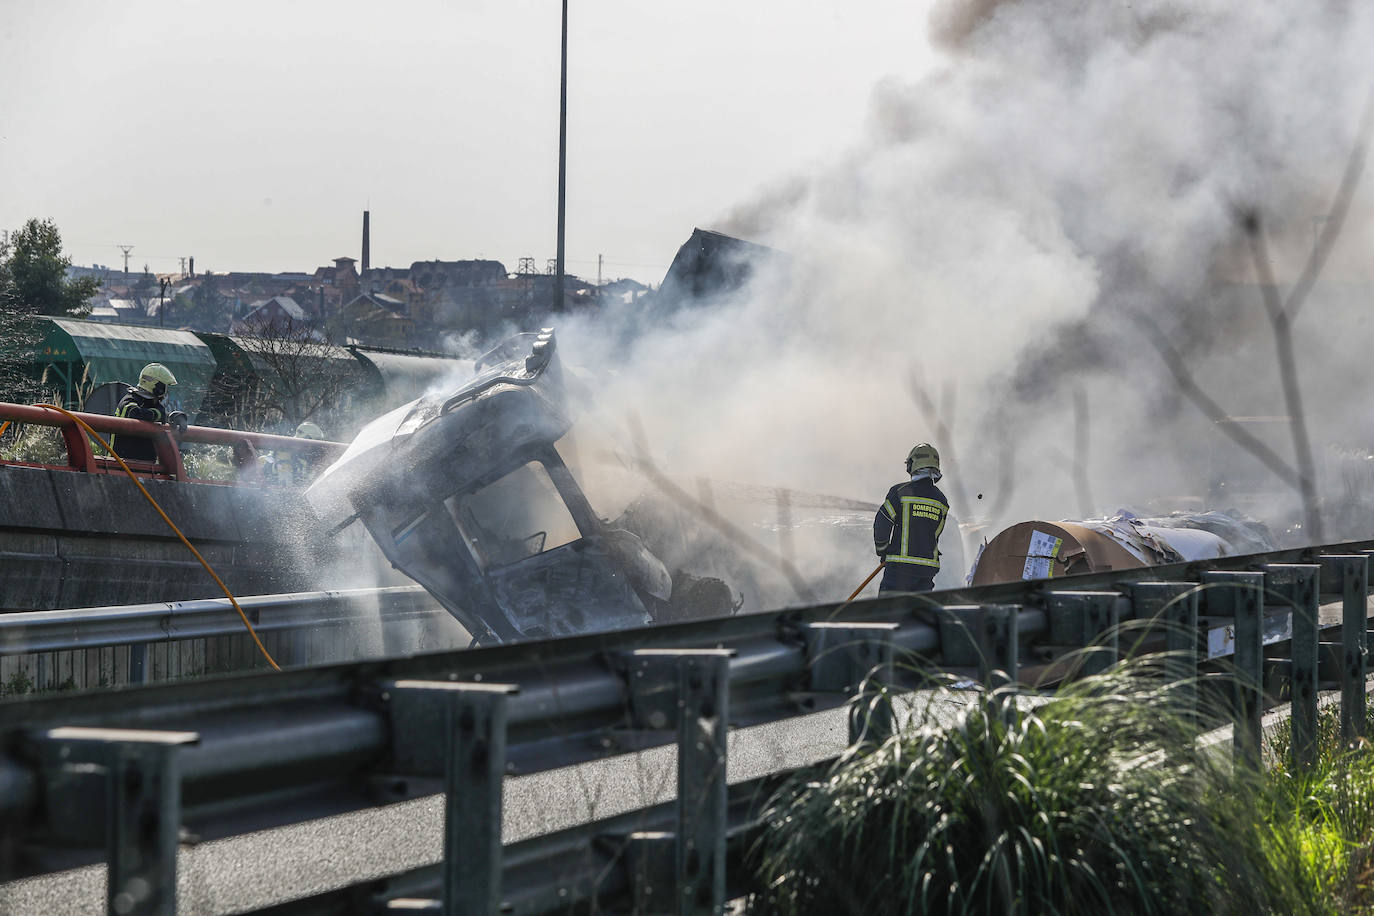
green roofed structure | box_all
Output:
[349,347,467,404]
[195,332,372,432]
[31,318,217,413]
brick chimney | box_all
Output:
[334,257,359,298]
[362,210,370,273]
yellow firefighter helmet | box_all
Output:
[906,442,940,474]
[137,363,177,397]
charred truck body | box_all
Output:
[308,330,677,644]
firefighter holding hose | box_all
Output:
[110,363,187,462]
[872,442,949,593]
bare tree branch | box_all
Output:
[982,430,1017,522]
[775,487,794,569]
[624,412,817,604]
[1136,93,1373,542]
[1072,386,1096,518]
[905,367,972,519]
[1135,314,1302,490]
[225,317,361,432]
[1285,93,1374,322]
[907,366,1021,529]
[1241,213,1324,539]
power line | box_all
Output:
[563,257,669,269]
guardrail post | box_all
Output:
[939,605,1018,688]
[1202,570,1266,768]
[384,680,519,916]
[624,649,734,916]
[626,831,678,915]
[1320,554,1370,741]
[802,622,900,747]
[129,644,149,685]
[384,900,442,912]
[1130,582,1200,722]
[1267,564,1320,769]
[1045,591,1120,677]
[41,726,199,916]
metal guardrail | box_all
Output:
[0,587,444,688]
[0,587,438,655]
[0,581,1294,689]
[2,539,1372,915]
[0,401,345,483]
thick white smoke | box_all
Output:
[559,0,1374,602]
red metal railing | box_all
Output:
[0,402,346,484]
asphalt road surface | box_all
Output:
[0,708,853,915]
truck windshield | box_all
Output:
[447,461,582,569]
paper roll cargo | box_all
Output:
[967,511,1275,586]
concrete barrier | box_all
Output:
[0,466,402,613]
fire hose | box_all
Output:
[838,560,885,610]
[36,404,280,671]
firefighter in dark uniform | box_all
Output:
[873,442,949,593]
[110,363,186,462]
[285,421,326,485]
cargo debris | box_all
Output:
[967,510,1275,586]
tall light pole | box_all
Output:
[555,0,567,314]
[158,277,169,328]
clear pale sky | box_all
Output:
[0,0,936,285]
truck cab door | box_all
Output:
[446,457,651,638]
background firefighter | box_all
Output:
[110,363,187,462]
[873,442,949,593]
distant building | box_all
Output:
[353,291,406,314]
[105,298,148,324]
[144,284,194,323]
[335,292,414,347]
[364,265,412,286]
[232,296,310,335]
[72,234,671,349]
[213,272,311,300]
[86,302,120,322]
[310,257,360,318]
[378,259,509,337]
[66,264,117,283]
[407,259,506,289]
[600,277,652,305]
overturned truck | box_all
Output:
[308,330,722,644]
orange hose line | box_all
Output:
[838,561,886,610]
[37,404,280,671]
[0,420,10,439]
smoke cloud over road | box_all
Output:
[554,0,1374,602]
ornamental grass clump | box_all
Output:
[749,661,1321,916]
[1263,706,1374,910]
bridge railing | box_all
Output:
[1,540,1371,914]
[0,587,449,691]
[0,401,345,483]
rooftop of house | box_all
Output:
[244,296,306,321]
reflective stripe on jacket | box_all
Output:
[873,477,949,571]
[111,390,166,462]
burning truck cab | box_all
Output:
[307,329,674,644]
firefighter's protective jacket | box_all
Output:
[111,389,167,462]
[874,476,949,589]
